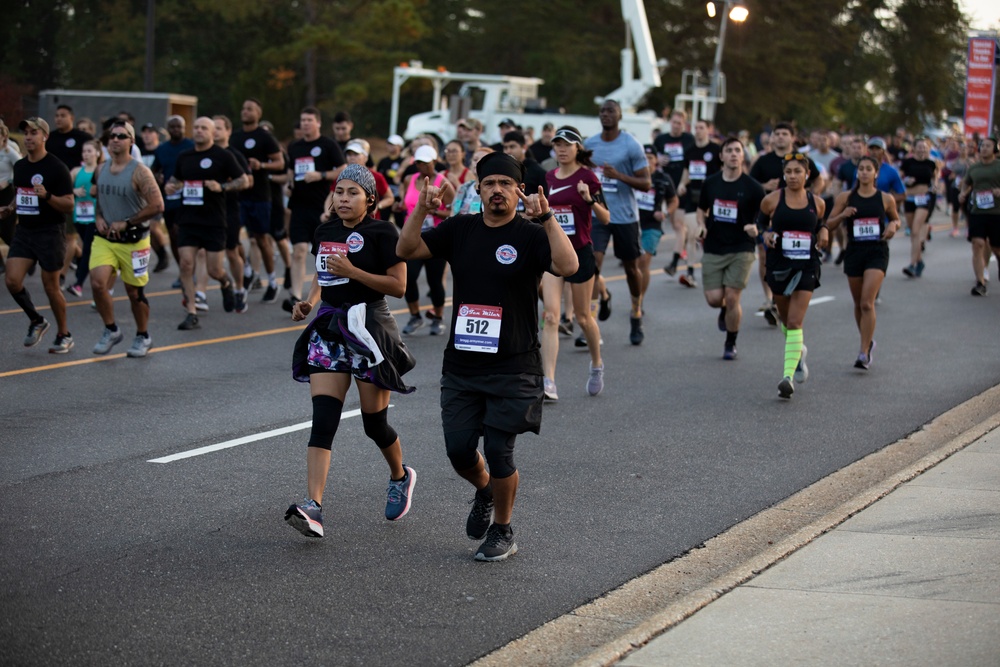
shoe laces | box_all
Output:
[469,493,494,521]
[386,477,406,504]
[482,523,511,547]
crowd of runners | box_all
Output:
[2,100,998,560]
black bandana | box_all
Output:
[476,152,524,183]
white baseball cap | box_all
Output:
[387,134,405,147]
[414,145,438,163]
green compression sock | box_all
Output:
[783,328,803,378]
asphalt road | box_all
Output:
[2,221,998,666]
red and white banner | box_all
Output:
[964,37,998,141]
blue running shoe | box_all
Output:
[385,465,416,521]
[285,499,324,537]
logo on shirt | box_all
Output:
[346,231,364,253]
[704,151,713,161]
[310,146,322,157]
[244,138,256,149]
[199,158,213,169]
[31,174,43,185]
[496,244,517,265]
[548,185,572,196]
[66,138,76,148]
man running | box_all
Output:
[584,100,652,345]
[46,105,93,170]
[213,115,253,313]
[654,110,695,277]
[396,152,577,561]
[2,118,75,352]
[675,119,723,287]
[958,137,1000,296]
[696,137,766,359]
[90,121,165,357]
[151,116,194,277]
[165,117,248,330]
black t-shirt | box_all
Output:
[12,154,73,230]
[232,127,282,202]
[422,214,552,376]
[226,146,251,225]
[750,152,821,190]
[287,136,345,211]
[312,217,403,306]
[45,129,93,169]
[698,172,766,254]
[523,157,549,196]
[529,140,552,164]
[683,142,723,192]
[654,131,695,183]
[377,156,404,199]
[638,170,677,231]
[899,158,936,187]
[173,145,245,227]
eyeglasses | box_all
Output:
[783,152,807,162]
[108,132,131,141]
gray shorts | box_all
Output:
[701,251,755,291]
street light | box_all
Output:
[707,0,748,121]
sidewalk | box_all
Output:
[617,427,1000,667]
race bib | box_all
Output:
[552,205,575,235]
[713,199,737,223]
[16,187,39,215]
[689,161,707,179]
[913,193,929,207]
[975,190,995,209]
[182,181,204,206]
[75,200,95,222]
[294,157,315,182]
[594,167,617,193]
[781,230,811,260]
[636,190,656,212]
[131,248,151,278]
[852,217,880,242]
[663,143,684,162]
[454,304,502,353]
[315,241,349,286]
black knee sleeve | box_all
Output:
[308,395,344,450]
[361,407,398,450]
[135,286,149,306]
[444,429,480,472]
[483,425,517,479]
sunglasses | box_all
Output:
[783,152,807,162]
[108,132,131,141]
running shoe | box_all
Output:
[664,260,678,277]
[587,363,604,396]
[902,264,916,277]
[717,307,727,332]
[763,303,778,327]
[284,267,292,290]
[24,319,50,347]
[867,339,876,367]
[93,327,124,355]
[195,292,209,312]
[428,316,445,336]
[915,260,925,277]
[285,499,324,538]
[574,334,588,348]
[221,282,236,313]
[177,313,200,330]
[723,344,737,360]
[950,228,961,238]
[475,524,517,562]
[281,296,298,313]
[598,292,612,321]
[244,270,259,291]
[794,345,809,383]
[171,277,183,289]
[385,465,416,521]
[543,377,559,401]
[629,316,644,345]
[261,283,280,303]
[153,250,170,273]
[558,316,574,336]
[778,376,794,399]
[65,283,83,298]
[466,489,494,540]
[402,314,424,334]
[126,334,152,358]
[234,290,248,314]
[679,274,697,288]
[971,282,987,296]
[48,333,74,354]
[854,352,870,370]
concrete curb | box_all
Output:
[470,384,1000,667]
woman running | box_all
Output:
[65,140,103,297]
[443,140,470,193]
[540,126,610,399]
[899,138,939,277]
[286,164,416,538]
[760,153,828,398]
[826,156,900,369]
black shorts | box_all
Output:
[226,208,242,251]
[178,224,226,252]
[289,208,322,245]
[591,221,643,261]
[164,207,180,228]
[766,265,821,295]
[270,198,287,240]
[440,371,544,436]
[240,200,271,235]
[904,198,931,214]
[8,225,66,272]
[843,242,889,277]
[682,190,699,214]
[968,213,1000,247]
[564,243,597,284]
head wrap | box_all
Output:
[476,152,524,183]
[337,164,377,201]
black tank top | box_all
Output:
[846,189,886,245]
[769,189,819,269]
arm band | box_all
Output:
[755,211,770,228]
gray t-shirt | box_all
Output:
[584,131,647,224]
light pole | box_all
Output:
[706,1,748,121]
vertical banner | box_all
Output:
[964,37,998,141]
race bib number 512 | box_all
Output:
[454,304,502,353]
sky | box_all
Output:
[961,0,999,31]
